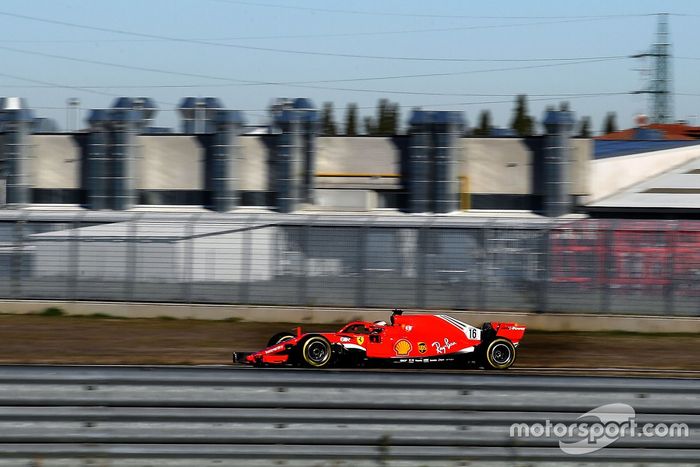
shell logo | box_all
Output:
[394,339,412,356]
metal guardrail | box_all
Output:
[0,365,697,466]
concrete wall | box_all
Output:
[587,145,700,203]
[32,135,80,189]
[28,134,594,204]
[316,137,400,175]
[139,136,202,190]
[461,139,531,194]
[238,136,267,191]
[461,138,591,196]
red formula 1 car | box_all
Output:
[233,310,526,370]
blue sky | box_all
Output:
[1,0,700,133]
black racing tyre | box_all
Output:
[483,338,516,370]
[300,336,333,368]
[267,332,296,348]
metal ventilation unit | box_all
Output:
[204,109,245,212]
[406,110,464,213]
[85,109,111,210]
[178,97,223,134]
[83,97,159,210]
[0,97,34,207]
[271,98,318,213]
[542,109,575,217]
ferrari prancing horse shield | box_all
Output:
[356,336,365,345]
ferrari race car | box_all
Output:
[233,310,525,370]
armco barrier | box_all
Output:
[0,365,697,466]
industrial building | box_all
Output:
[1,95,698,218]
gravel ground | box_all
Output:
[0,313,698,370]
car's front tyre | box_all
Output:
[300,336,333,368]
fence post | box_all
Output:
[538,227,551,313]
[182,214,196,303]
[415,222,429,309]
[600,224,614,314]
[124,214,140,301]
[356,219,369,308]
[239,214,253,305]
[11,216,26,299]
[68,213,82,301]
[664,224,678,315]
[298,217,311,306]
[476,225,488,310]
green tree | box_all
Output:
[578,116,592,138]
[372,98,400,136]
[363,116,375,135]
[472,110,492,137]
[320,102,337,136]
[603,112,618,134]
[510,94,534,137]
[389,102,400,135]
[344,103,358,136]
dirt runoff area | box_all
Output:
[0,312,698,371]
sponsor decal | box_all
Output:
[356,336,365,345]
[402,324,413,332]
[417,342,427,354]
[432,338,457,354]
[339,336,351,343]
[264,344,285,354]
[394,339,412,356]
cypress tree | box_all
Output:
[510,94,534,137]
[320,102,337,136]
[344,103,358,136]
[472,110,492,137]
[578,116,592,138]
[603,112,618,134]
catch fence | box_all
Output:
[0,212,697,316]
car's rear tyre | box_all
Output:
[483,338,516,370]
[300,336,333,368]
[267,332,295,348]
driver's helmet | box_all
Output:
[373,320,387,327]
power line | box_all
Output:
[0,17,656,43]
[0,9,639,63]
[0,45,627,97]
[212,0,657,20]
